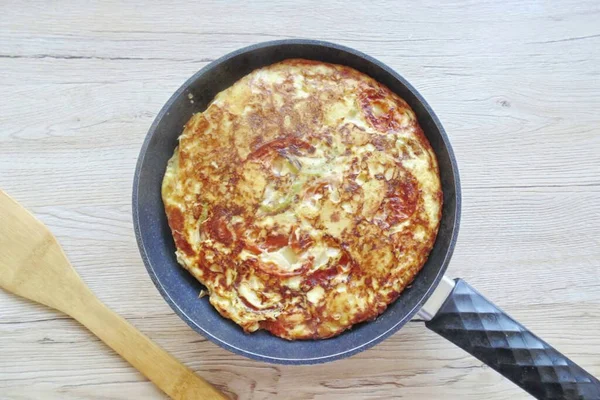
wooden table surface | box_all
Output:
[1,1,599,399]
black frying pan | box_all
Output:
[132,40,600,399]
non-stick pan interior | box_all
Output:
[133,40,461,364]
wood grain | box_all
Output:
[0,192,226,400]
[1,0,599,398]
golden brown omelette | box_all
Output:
[162,59,442,340]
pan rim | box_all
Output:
[132,39,461,364]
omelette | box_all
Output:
[162,59,442,340]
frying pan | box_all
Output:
[133,40,600,399]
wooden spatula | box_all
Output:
[0,190,227,400]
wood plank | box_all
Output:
[1,0,599,398]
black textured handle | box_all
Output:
[425,279,600,399]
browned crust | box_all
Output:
[162,59,443,340]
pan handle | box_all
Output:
[420,278,600,399]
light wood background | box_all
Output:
[1,1,599,399]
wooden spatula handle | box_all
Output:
[70,291,228,400]
[0,190,227,399]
